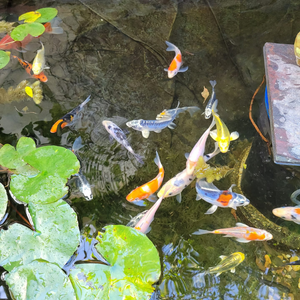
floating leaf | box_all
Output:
[0,144,26,169]
[25,86,33,98]
[0,199,80,272]
[0,50,10,69]
[201,86,209,103]
[10,23,45,41]
[6,260,76,300]
[70,225,160,299]
[35,8,58,23]
[16,136,36,157]
[18,11,41,23]
[0,183,7,222]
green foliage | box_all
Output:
[10,23,45,41]
[0,50,10,69]
[35,8,58,23]
[70,225,161,299]
[0,183,7,221]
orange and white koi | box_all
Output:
[193,223,273,243]
[272,207,300,224]
[164,41,188,78]
[126,151,164,206]
[13,55,48,82]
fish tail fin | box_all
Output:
[81,95,91,108]
[154,151,162,168]
[192,229,212,235]
[209,80,217,88]
[50,26,64,34]
[187,107,200,117]
[134,153,144,165]
[193,272,206,288]
[165,41,179,53]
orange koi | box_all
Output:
[193,223,273,243]
[164,41,188,78]
[13,55,48,82]
[126,151,164,206]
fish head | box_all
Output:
[37,73,48,82]
[234,252,245,262]
[81,184,93,201]
[218,138,230,153]
[126,120,142,130]
[263,231,273,241]
[102,120,114,131]
[204,108,211,119]
[272,207,296,220]
[32,63,42,75]
[233,194,250,207]
[168,69,178,78]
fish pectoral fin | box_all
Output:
[154,130,162,133]
[131,199,147,207]
[205,205,218,214]
[230,131,239,141]
[196,194,202,201]
[168,122,176,129]
[228,184,236,192]
[235,222,249,228]
[142,130,150,138]
[185,152,190,159]
[210,129,218,141]
[178,66,188,72]
[176,193,182,203]
[164,68,168,72]
[219,255,227,261]
[147,194,158,202]
[44,66,50,69]
[235,238,251,243]
[230,268,236,273]
[109,135,115,143]
[215,272,221,277]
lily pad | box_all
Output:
[0,183,8,222]
[18,11,41,23]
[35,8,58,23]
[0,50,10,69]
[16,137,36,157]
[69,225,160,299]
[0,144,26,169]
[6,260,76,300]
[0,199,80,272]
[10,23,45,41]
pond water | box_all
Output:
[1,0,300,299]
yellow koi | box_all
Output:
[32,42,49,75]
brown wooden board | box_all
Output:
[264,42,300,165]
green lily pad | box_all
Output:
[69,225,160,299]
[0,183,8,222]
[10,23,45,41]
[0,144,27,169]
[16,137,36,157]
[35,8,58,23]
[6,260,76,300]
[0,50,10,69]
[0,199,80,272]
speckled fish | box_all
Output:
[76,173,93,201]
[102,120,144,164]
[196,179,250,214]
[156,105,200,120]
[126,151,164,206]
[210,100,239,153]
[164,41,188,78]
[126,103,179,138]
[157,144,220,203]
[193,222,273,243]
[272,207,300,224]
[32,42,49,75]
[204,80,217,119]
[50,95,91,133]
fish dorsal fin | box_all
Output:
[236,222,249,227]
[154,151,161,167]
[197,179,219,192]
[228,184,236,192]
[219,255,227,261]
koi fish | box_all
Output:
[32,42,49,75]
[156,105,200,120]
[12,55,48,82]
[126,103,180,138]
[76,173,93,201]
[210,100,239,153]
[196,179,250,214]
[204,80,217,119]
[193,222,273,243]
[186,118,217,175]
[44,17,64,34]
[193,252,245,286]
[134,196,164,234]
[102,120,144,164]
[157,143,220,203]
[126,151,164,206]
[50,95,91,133]
[272,207,300,224]
[164,41,188,78]
[0,35,22,51]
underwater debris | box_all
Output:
[193,156,233,183]
[201,86,209,103]
[0,21,15,34]
[30,80,43,104]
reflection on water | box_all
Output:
[1,0,300,299]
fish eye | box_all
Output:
[108,125,111,129]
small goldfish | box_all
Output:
[156,105,200,120]
[204,80,217,119]
[210,100,239,153]
[272,207,300,224]
[44,17,64,34]
[32,42,49,75]
[102,120,144,164]
[164,41,188,78]
[193,222,273,243]
[50,95,91,133]
[126,151,164,206]
[13,55,48,82]
[76,172,93,201]
[196,179,250,214]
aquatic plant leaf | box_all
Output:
[18,11,41,23]
[6,260,76,300]
[35,8,58,23]
[0,199,80,272]
[0,183,7,222]
[0,50,10,69]
[16,136,36,157]
[10,23,45,41]
[25,86,33,98]
[201,86,209,103]
[69,225,160,299]
[0,144,27,169]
